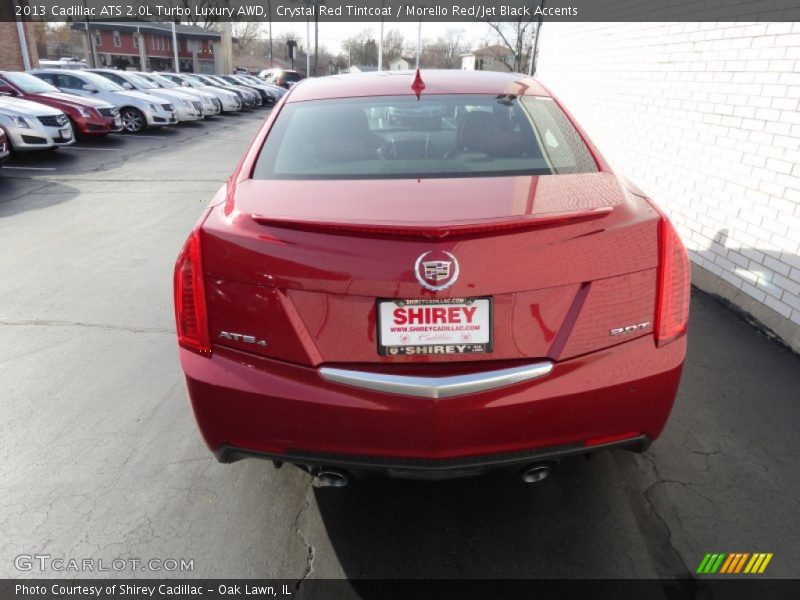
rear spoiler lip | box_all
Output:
[250,206,614,239]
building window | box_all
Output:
[94,31,102,47]
[133,34,139,49]
[113,31,121,48]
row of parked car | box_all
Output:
[0,68,289,160]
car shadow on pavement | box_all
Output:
[312,289,800,582]
[0,179,79,218]
[312,448,667,580]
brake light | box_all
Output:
[173,229,211,355]
[655,216,690,346]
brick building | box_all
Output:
[537,21,800,352]
[71,22,222,74]
[0,18,40,71]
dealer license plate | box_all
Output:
[59,127,72,140]
[377,297,492,356]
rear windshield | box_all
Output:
[252,94,597,180]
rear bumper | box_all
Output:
[217,435,651,479]
[182,334,685,475]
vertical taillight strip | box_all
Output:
[655,217,691,346]
[174,229,211,355]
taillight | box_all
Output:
[174,229,211,355]
[655,217,690,346]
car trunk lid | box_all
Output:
[201,172,660,365]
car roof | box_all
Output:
[286,70,550,103]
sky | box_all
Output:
[252,21,499,55]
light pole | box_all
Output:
[82,0,97,68]
[378,1,384,71]
[314,6,319,76]
[171,21,180,73]
[306,17,310,76]
[415,21,422,69]
[268,0,274,67]
[11,0,31,70]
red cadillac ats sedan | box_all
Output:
[174,70,690,485]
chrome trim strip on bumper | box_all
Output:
[318,361,554,399]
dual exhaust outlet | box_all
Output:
[309,463,553,487]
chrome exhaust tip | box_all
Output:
[313,468,349,488]
[521,464,552,484]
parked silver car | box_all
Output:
[0,96,74,151]
[135,72,220,117]
[88,69,202,122]
[31,69,177,133]
[155,72,241,113]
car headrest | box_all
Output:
[457,111,496,153]
[315,107,372,141]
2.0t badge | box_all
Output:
[414,251,459,291]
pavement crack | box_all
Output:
[0,318,171,335]
[638,452,695,578]
[293,482,316,591]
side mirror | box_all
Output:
[82,84,97,93]
[122,82,133,90]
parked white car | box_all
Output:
[31,69,177,133]
[155,72,241,113]
[135,72,220,117]
[38,58,89,70]
[89,69,202,122]
[0,96,74,151]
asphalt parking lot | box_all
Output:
[1,111,799,582]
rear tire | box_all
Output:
[121,107,146,133]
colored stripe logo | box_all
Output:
[696,552,773,574]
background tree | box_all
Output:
[484,18,536,72]
[381,29,406,65]
[342,29,379,66]
[274,31,304,60]
[439,28,467,69]
[421,28,468,69]
[232,22,262,54]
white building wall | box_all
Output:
[536,22,800,350]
